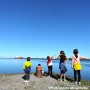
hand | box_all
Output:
[52,55,56,58]
[53,55,56,57]
[66,58,69,60]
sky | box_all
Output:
[0,0,90,58]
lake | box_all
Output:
[0,59,90,80]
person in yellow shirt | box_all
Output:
[23,57,32,82]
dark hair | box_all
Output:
[60,50,66,60]
[27,57,31,61]
[60,50,65,55]
[73,49,78,58]
[47,56,50,60]
[38,64,41,66]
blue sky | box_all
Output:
[0,0,90,58]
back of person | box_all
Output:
[72,49,89,85]
[60,54,66,63]
[47,56,53,76]
[72,54,87,65]
[58,50,68,82]
[23,57,32,82]
[23,61,32,73]
[47,56,52,66]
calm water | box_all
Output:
[0,59,90,80]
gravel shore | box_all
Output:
[0,74,90,90]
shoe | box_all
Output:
[24,80,29,83]
[60,80,62,82]
[27,80,29,83]
[75,81,77,85]
[78,82,81,85]
[24,80,28,82]
[64,78,66,81]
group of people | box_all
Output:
[23,49,89,84]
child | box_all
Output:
[47,55,55,76]
[72,49,89,84]
[23,57,32,82]
[57,50,68,82]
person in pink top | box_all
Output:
[72,49,89,85]
[47,55,55,76]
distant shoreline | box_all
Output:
[0,58,90,60]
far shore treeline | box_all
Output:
[0,58,90,60]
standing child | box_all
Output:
[72,49,89,84]
[57,50,68,82]
[23,57,32,82]
[47,56,55,76]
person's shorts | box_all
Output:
[61,70,65,74]
[25,68,31,73]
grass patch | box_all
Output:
[81,80,90,86]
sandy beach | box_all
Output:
[0,73,90,90]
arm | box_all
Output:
[71,57,74,68]
[23,62,26,70]
[65,55,69,60]
[56,55,60,59]
[66,57,69,61]
[30,62,32,68]
[79,55,89,60]
[51,55,56,59]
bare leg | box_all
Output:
[60,70,63,82]
[63,74,66,81]
[60,74,63,79]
